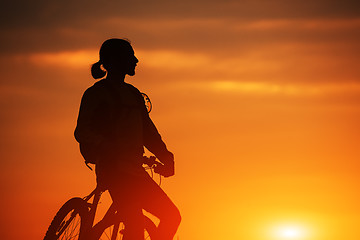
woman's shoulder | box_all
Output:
[87,79,110,92]
[84,80,142,98]
[124,82,142,95]
[82,79,109,99]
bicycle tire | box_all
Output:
[44,198,90,240]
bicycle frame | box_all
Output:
[44,156,161,240]
[83,186,102,226]
[81,163,160,239]
[82,185,123,240]
[84,155,160,230]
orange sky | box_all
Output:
[1,1,360,240]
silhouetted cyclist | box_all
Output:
[74,38,181,240]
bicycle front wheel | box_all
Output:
[44,198,90,240]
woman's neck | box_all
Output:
[106,72,126,83]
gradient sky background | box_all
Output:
[1,1,360,240]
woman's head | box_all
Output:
[91,38,139,79]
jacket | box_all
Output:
[74,79,172,173]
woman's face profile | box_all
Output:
[107,45,139,76]
[124,47,139,76]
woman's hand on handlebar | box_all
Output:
[143,153,175,177]
[154,161,174,178]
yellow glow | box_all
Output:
[277,226,303,239]
[210,80,320,95]
[270,224,309,240]
[27,50,97,67]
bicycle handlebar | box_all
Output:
[142,155,161,168]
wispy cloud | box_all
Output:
[1,0,359,55]
[24,50,98,68]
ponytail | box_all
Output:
[91,61,106,79]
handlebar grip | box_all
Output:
[143,156,159,167]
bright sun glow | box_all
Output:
[271,224,308,240]
[279,227,301,238]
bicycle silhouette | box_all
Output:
[44,156,161,240]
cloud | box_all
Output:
[1,4,359,103]
[1,0,359,30]
[25,50,98,68]
[1,0,359,55]
[1,16,359,62]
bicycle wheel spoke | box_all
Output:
[65,221,75,239]
[67,215,81,239]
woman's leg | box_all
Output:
[108,182,145,240]
[105,171,181,240]
[141,176,181,240]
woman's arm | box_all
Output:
[142,111,175,177]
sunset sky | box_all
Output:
[1,1,360,240]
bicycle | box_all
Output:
[43,156,161,240]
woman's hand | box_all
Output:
[154,161,174,177]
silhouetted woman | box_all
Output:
[74,38,181,240]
